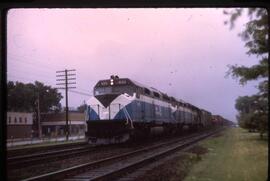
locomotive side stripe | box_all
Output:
[86,93,197,123]
[137,95,193,113]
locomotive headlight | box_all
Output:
[110,79,114,85]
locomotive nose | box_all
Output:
[95,94,119,108]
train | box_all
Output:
[85,75,232,144]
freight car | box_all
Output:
[85,76,219,144]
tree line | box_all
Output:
[7,81,63,113]
[7,80,88,113]
[225,8,268,138]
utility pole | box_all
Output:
[37,93,42,139]
[56,69,76,141]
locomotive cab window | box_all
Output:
[94,83,136,97]
[94,87,112,95]
[136,88,141,98]
[162,93,170,102]
[153,92,160,98]
[144,88,151,95]
[136,92,140,98]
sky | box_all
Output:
[7,8,261,122]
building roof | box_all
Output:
[40,112,85,122]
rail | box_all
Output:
[22,128,224,181]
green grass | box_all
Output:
[184,128,268,181]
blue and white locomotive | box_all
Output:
[85,75,211,144]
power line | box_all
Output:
[8,52,96,81]
[7,73,92,97]
[8,56,57,73]
[7,72,55,85]
[8,66,56,80]
[8,55,96,92]
[69,90,92,96]
[8,53,63,70]
[76,87,91,93]
[7,74,34,83]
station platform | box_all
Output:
[6,135,85,149]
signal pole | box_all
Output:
[56,69,76,141]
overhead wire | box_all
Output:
[8,53,63,70]
[8,66,56,80]
[8,73,92,98]
[8,74,90,96]
[76,87,91,93]
[7,73,57,89]
[8,55,90,90]
[8,51,97,80]
[7,74,35,83]
[68,90,92,97]
[8,57,57,74]
[7,53,94,98]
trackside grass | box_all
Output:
[184,128,268,181]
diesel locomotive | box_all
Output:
[85,75,219,144]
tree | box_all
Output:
[7,81,63,113]
[77,103,87,113]
[224,8,268,84]
[224,8,268,137]
[235,95,259,132]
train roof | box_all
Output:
[129,79,158,93]
[201,109,211,114]
[95,76,208,111]
[130,79,200,110]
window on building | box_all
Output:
[25,117,27,123]
[14,117,17,123]
[19,117,22,123]
[8,117,11,124]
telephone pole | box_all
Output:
[37,93,41,139]
[56,69,76,141]
[34,94,42,139]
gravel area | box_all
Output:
[7,142,87,157]
[121,135,219,181]
[7,134,187,180]
[8,145,134,180]
[125,145,208,181]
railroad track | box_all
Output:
[7,132,201,169]
[7,145,93,169]
[23,128,223,181]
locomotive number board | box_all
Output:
[98,79,129,86]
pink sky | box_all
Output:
[7,8,261,122]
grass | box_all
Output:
[184,128,268,181]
